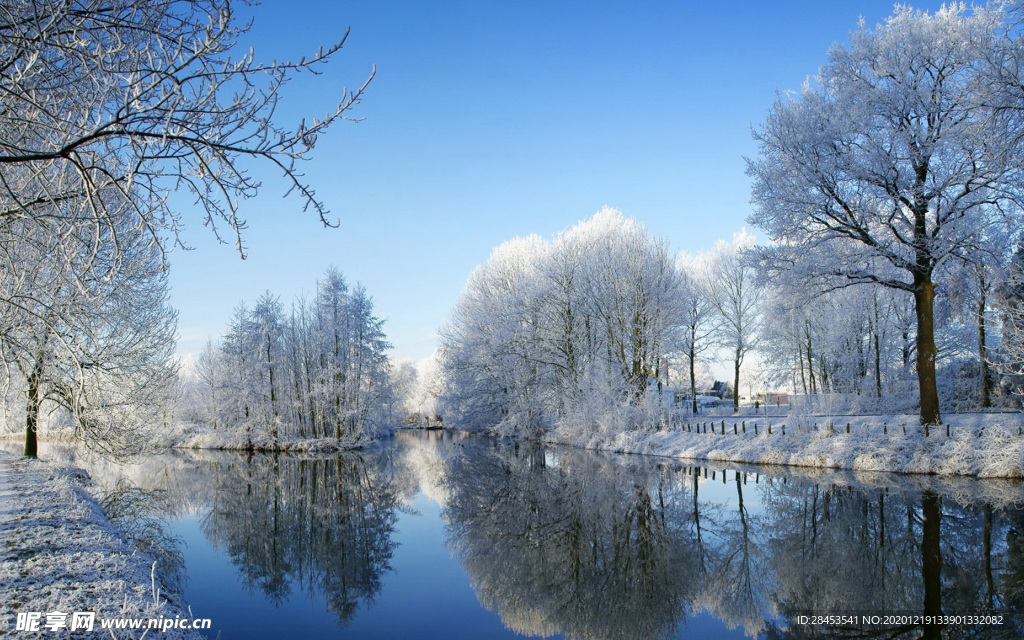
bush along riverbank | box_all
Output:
[0,451,205,639]
[537,412,1024,478]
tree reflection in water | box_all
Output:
[100,477,187,595]
[441,439,706,639]
[433,436,1024,640]
[198,452,401,623]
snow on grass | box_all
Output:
[0,451,203,639]
[541,412,1024,478]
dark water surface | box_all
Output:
[23,432,1024,639]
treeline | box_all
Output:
[441,2,1024,432]
[181,268,394,445]
[439,207,1024,437]
[757,254,1024,414]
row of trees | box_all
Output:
[0,0,368,456]
[180,268,395,445]
[439,204,1024,435]
[438,210,769,435]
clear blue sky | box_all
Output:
[169,0,951,362]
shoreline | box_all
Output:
[0,450,204,639]
[537,414,1024,478]
[471,411,1024,478]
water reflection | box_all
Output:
[13,436,1024,639]
[198,452,402,622]
[100,478,187,594]
[430,436,1024,639]
[441,439,697,639]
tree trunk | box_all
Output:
[797,341,807,395]
[24,357,43,458]
[977,272,991,408]
[873,295,882,399]
[806,325,817,395]
[733,348,741,414]
[689,343,698,415]
[914,276,941,425]
[266,334,277,441]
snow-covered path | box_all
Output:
[0,453,22,528]
[0,451,202,638]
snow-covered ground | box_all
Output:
[0,451,203,639]
[542,412,1024,478]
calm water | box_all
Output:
[25,432,1024,639]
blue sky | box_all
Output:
[168,0,951,362]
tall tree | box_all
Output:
[675,255,716,414]
[703,230,763,414]
[3,201,177,458]
[747,5,1021,424]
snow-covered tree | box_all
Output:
[1,201,177,458]
[748,5,1023,424]
[675,254,716,414]
[703,230,764,414]
[996,243,1024,397]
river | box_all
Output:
[18,431,1024,639]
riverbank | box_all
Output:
[540,412,1024,478]
[0,451,204,639]
[157,423,384,453]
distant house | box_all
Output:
[754,392,789,406]
[709,381,733,399]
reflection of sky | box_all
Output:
[691,467,771,519]
[172,494,560,639]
